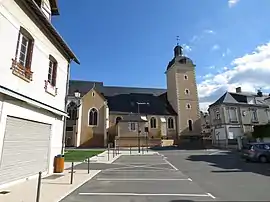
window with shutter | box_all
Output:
[48,55,57,86]
[168,117,174,129]
[150,117,157,128]
[11,27,34,81]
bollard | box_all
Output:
[142,146,144,154]
[70,162,74,184]
[36,171,42,202]
[146,138,149,153]
[87,157,90,174]
[108,144,110,161]
[129,145,131,155]
[113,147,115,158]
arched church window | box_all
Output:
[67,102,77,120]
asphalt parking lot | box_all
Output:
[61,153,216,202]
[159,149,270,201]
[61,149,270,202]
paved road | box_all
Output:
[159,149,270,201]
[61,154,216,202]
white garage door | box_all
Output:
[0,116,51,185]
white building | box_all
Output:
[208,87,270,149]
[0,0,79,188]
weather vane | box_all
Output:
[176,36,180,45]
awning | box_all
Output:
[0,86,68,117]
[160,117,166,123]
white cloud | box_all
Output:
[228,0,240,7]
[182,44,192,53]
[211,44,220,51]
[190,29,216,44]
[198,42,270,111]
[222,48,231,57]
[204,30,216,35]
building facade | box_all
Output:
[0,0,78,188]
[209,87,270,149]
[66,45,201,148]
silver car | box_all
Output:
[241,143,270,163]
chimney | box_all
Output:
[257,89,263,97]
[236,87,241,93]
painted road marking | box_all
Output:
[162,157,179,171]
[96,178,192,181]
[78,192,214,198]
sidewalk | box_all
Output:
[0,149,157,202]
[0,150,118,202]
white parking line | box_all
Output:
[208,151,223,155]
[96,178,192,181]
[102,169,178,172]
[207,192,216,199]
[78,192,213,197]
[162,157,179,171]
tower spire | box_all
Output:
[174,36,183,57]
[176,36,180,46]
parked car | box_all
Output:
[241,143,270,163]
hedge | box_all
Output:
[252,124,270,138]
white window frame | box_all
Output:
[129,122,136,131]
[88,107,98,127]
[215,110,220,120]
[41,0,52,20]
[228,107,238,122]
[150,117,157,129]
[17,34,29,67]
[47,60,55,84]
[167,117,174,129]
[251,108,258,122]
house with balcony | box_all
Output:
[0,0,79,188]
[208,87,270,149]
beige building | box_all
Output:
[66,45,201,147]
[209,87,270,149]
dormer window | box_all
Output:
[41,0,52,20]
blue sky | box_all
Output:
[53,0,270,110]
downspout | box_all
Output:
[61,60,71,154]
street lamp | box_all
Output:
[136,102,149,153]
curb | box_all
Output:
[56,150,121,202]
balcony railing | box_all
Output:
[11,59,33,82]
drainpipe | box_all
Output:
[61,60,71,154]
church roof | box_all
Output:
[166,56,194,70]
[69,80,177,116]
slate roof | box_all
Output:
[167,56,194,70]
[24,0,79,63]
[210,91,269,108]
[68,80,177,116]
[118,114,148,122]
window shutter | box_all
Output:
[52,62,57,86]
[14,32,21,61]
[26,40,34,69]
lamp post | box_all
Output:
[136,102,149,153]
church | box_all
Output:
[65,44,201,148]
